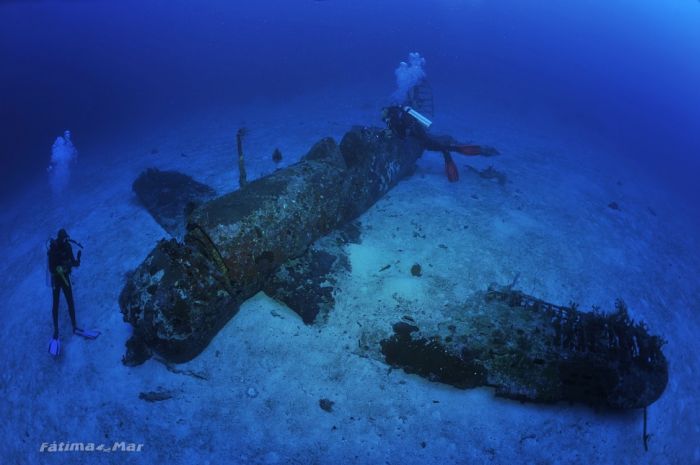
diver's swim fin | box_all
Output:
[452,144,483,156]
[74,328,100,339]
[48,338,61,357]
[452,144,500,157]
[443,152,459,182]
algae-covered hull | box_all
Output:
[119,127,424,364]
[380,285,668,409]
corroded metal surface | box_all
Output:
[381,285,668,409]
[131,168,216,240]
[120,127,423,364]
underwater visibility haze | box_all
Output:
[0,1,699,464]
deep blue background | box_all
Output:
[1,0,699,205]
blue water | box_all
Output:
[2,1,700,464]
[2,0,699,203]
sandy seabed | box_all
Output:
[1,84,698,465]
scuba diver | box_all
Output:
[47,229,98,357]
[382,80,499,182]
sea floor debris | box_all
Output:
[379,284,667,409]
[121,127,423,364]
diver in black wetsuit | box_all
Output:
[382,82,499,182]
[47,229,82,339]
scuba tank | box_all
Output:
[403,106,433,129]
[45,239,52,288]
[46,231,84,288]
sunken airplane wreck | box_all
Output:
[120,125,668,410]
